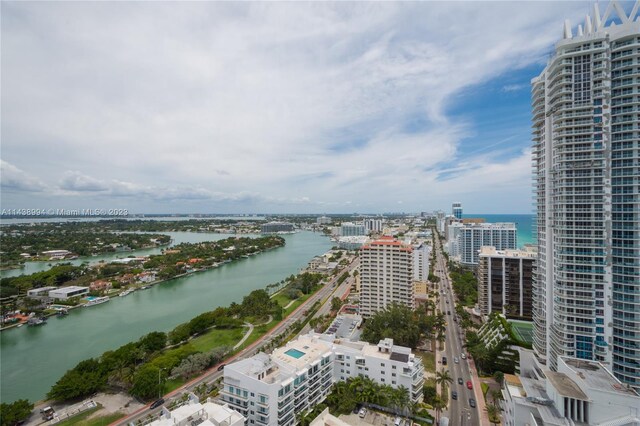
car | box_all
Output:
[442,356,447,365]
[447,310,451,315]
[394,417,402,426]
[358,408,367,418]
[217,363,226,371]
[469,398,476,408]
[461,353,466,359]
[446,299,450,304]
[466,380,473,390]
[454,356,459,364]
[451,391,458,400]
[150,398,165,409]
[458,377,464,385]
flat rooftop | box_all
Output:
[271,335,332,371]
[562,357,639,397]
[546,371,588,400]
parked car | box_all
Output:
[466,380,473,390]
[469,398,476,408]
[217,363,226,371]
[442,356,448,365]
[358,408,367,418]
[150,398,165,409]
[454,356,459,364]
[461,353,466,359]
[40,407,55,421]
[458,377,463,385]
[451,391,458,400]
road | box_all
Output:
[433,235,483,426]
[113,257,359,426]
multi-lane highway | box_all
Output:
[433,235,482,426]
[113,257,359,426]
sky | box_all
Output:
[0,1,600,214]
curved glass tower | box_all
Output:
[532,1,640,389]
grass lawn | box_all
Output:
[190,327,245,352]
[165,377,188,393]
[418,351,436,373]
[82,412,126,426]
[481,382,489,399]
[54,405,103,426]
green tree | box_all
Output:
[130,365,164,400]
[47,359,107,401]
[486,403,501,425]
[435,369,453,400]
[361,303,422,348]
[0,400,34,426]
[139,331,167,353]
[331,297,343,312]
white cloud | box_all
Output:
[1,2,587,213]
[0,160,47,192]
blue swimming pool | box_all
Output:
[85,296,98,301]
[285,348,306,359]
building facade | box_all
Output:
[221,333,423,426]
[363,218,384,234]
[531,2,640,388]
[478,246,537,320]
[452,202,463,219]
[503,349,640,426]
[359,236,414,317]
[260,222,294,234]
[412,242,431,282]
[455,223,518,266]
[146,394,244,426]
[340,222,366,237]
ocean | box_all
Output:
[462,214,535,248]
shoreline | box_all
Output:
[0,242,285,333]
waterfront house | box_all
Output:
[89,280,112,292]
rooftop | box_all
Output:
[561,357,639,397]
[546,371,588,400]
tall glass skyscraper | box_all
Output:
[452,202,463,219]
[532,1,639,389]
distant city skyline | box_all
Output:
[1,2,596,213]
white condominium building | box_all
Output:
[502,349,640,426]
[454,222,518,266]
[146,394,245,426]
[412,242,431,282]
[340,222,366,237]
[221,333,423,426]
[363,218,384,234]
[531,1,640,389]
[359,236,414,317]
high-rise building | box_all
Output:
[452,202,463,219]
[532,2,640,388]
[339,222,366,237]
[454,222,518,265]
[363,218,383,234]
[412,242,431,282]
[478,246,537,320]
[359,236,414,317]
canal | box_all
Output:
[0,231,332,404]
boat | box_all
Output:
[140,286,149,290]
[27,317,47,326]
[17,323,23,328]
[119,289,133,297]
[84,296,110,307]
[56,309,69,316]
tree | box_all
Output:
[490,389,503,404]
[493,371,504,386]
[486,403,501,425]
[47,359,107,401]
[130,365,164,400]
[0,400,33,426]
[422,384,437,405]
[361,303,422,348]
[139,332,167,353]
[431,395,447,425]
[435,369,453,399]
[331,297,343,312]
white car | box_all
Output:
[358,408,367,418]
[454,356,459,364]
[461,353,466,360]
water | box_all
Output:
[0,231,331,404]
[462,214,535,247]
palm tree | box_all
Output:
[431,395,447,425]
[435,369,453,400]
[486,403,501,425]
[491,389,503,404]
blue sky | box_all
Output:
[1,1,600,214]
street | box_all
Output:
[433,236,483,426]
[112,257,359,426]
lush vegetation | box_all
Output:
[361,303,446,349]
[0,399,33,426]
[143,236,284,280]
[1,224,169,268]
[448,261,477,306]
[324,376,412,415]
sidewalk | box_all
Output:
[467,358,491,426]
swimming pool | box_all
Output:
[85,296,98,301]
[284,348,306,359]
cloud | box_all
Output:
[0,160,47,192]
[1,2,588,213]
[501,84,527,92]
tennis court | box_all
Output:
[509,320,534,344]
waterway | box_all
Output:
[0,231,332,404]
